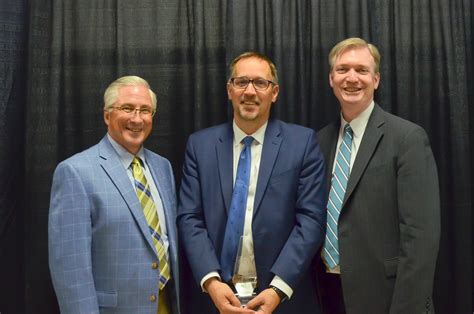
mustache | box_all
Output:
[241,97,259,105]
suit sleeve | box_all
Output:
[177,135,222,284]
[48,162,99,314]
[390,127,440,314]
[270,130,327,288]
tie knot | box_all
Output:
[241,136,254,147]
[344,124,353,136]
[132,157,143,168]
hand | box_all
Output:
[246,288,281,313]
[204,278,256,314]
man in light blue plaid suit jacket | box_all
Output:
[49,76,181,314]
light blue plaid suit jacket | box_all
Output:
[49,136,181,314]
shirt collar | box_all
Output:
[232,120,267,146]
[340,100,374,138]
[107,133,146,170]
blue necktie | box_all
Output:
[323,124,353,269]
[220,136,254,282]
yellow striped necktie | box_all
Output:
[131,157,170,290]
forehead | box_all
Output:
[234,57,272,78]
[334,47,375,67]
[117,85,152,104]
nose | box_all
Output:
[346,69,358,81]
[129,110,144,122]
[243,81,257,95]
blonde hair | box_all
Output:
[228,51,278,84]
[329,37,381,73]
[103,76,157,110]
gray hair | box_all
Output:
[103,76,157,111]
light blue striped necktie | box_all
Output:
[324,124,353,269]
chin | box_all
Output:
[342,96,364,104]
[239,109,259,120]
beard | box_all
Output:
[237,101,260,121]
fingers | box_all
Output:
[205,278,255,313]
[246,288,280,313]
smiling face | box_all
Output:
[330,47,380,120]
[227,56,279,133]
[104,85,153,154]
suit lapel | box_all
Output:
[254,120,282,215]
[146,151,180,282]
[146,152,176,251]
[146,152,170,218]
[98,137,157,254]
[216,124,234,212]
[342,104,385,209]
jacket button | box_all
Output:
[149,294,157,302]
[152,262,159,269]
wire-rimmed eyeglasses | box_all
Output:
[111,105,156,117]
[229,76,277,91]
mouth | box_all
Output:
[126,127,143,133]
[343,87,362,93]
[241,100,259,106]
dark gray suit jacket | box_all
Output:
[316,104,440,314]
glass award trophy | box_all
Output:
[232,236,257,307]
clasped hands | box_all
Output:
[204,278,281,314]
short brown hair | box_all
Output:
[329,37,381,73]
[228,51,278,84]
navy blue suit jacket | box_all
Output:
[178,119,326,314]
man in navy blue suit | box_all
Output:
[178,52,326,314]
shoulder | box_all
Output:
[56,143,100,170]
[317,121,338,137]
[272,119,315,138]
[370,106,432,153]
[188,122,230,140]
[185,123,231,150]
[144,148,172,168]
[379,109,427,139]
[52,144,101,185]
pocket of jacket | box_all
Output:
[97,290,118,308]
[383,257,399,278]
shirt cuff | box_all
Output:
[200,271,221,292]
[270,276,293,299]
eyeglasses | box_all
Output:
[112,105,155,117]
[229,76,276,91]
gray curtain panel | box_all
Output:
[0,0,472,313]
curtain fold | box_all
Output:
[0,0,27,313]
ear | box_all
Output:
[104,109,110,126]
[227,82,233,100]
[271,84,280,103]
[329,72,334,88]
[374,72,381,90]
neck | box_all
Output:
[234,118,267,135]
[341,101,372,122]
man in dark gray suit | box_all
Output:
[315,37,440,314]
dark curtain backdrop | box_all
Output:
[0,0,472,313]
